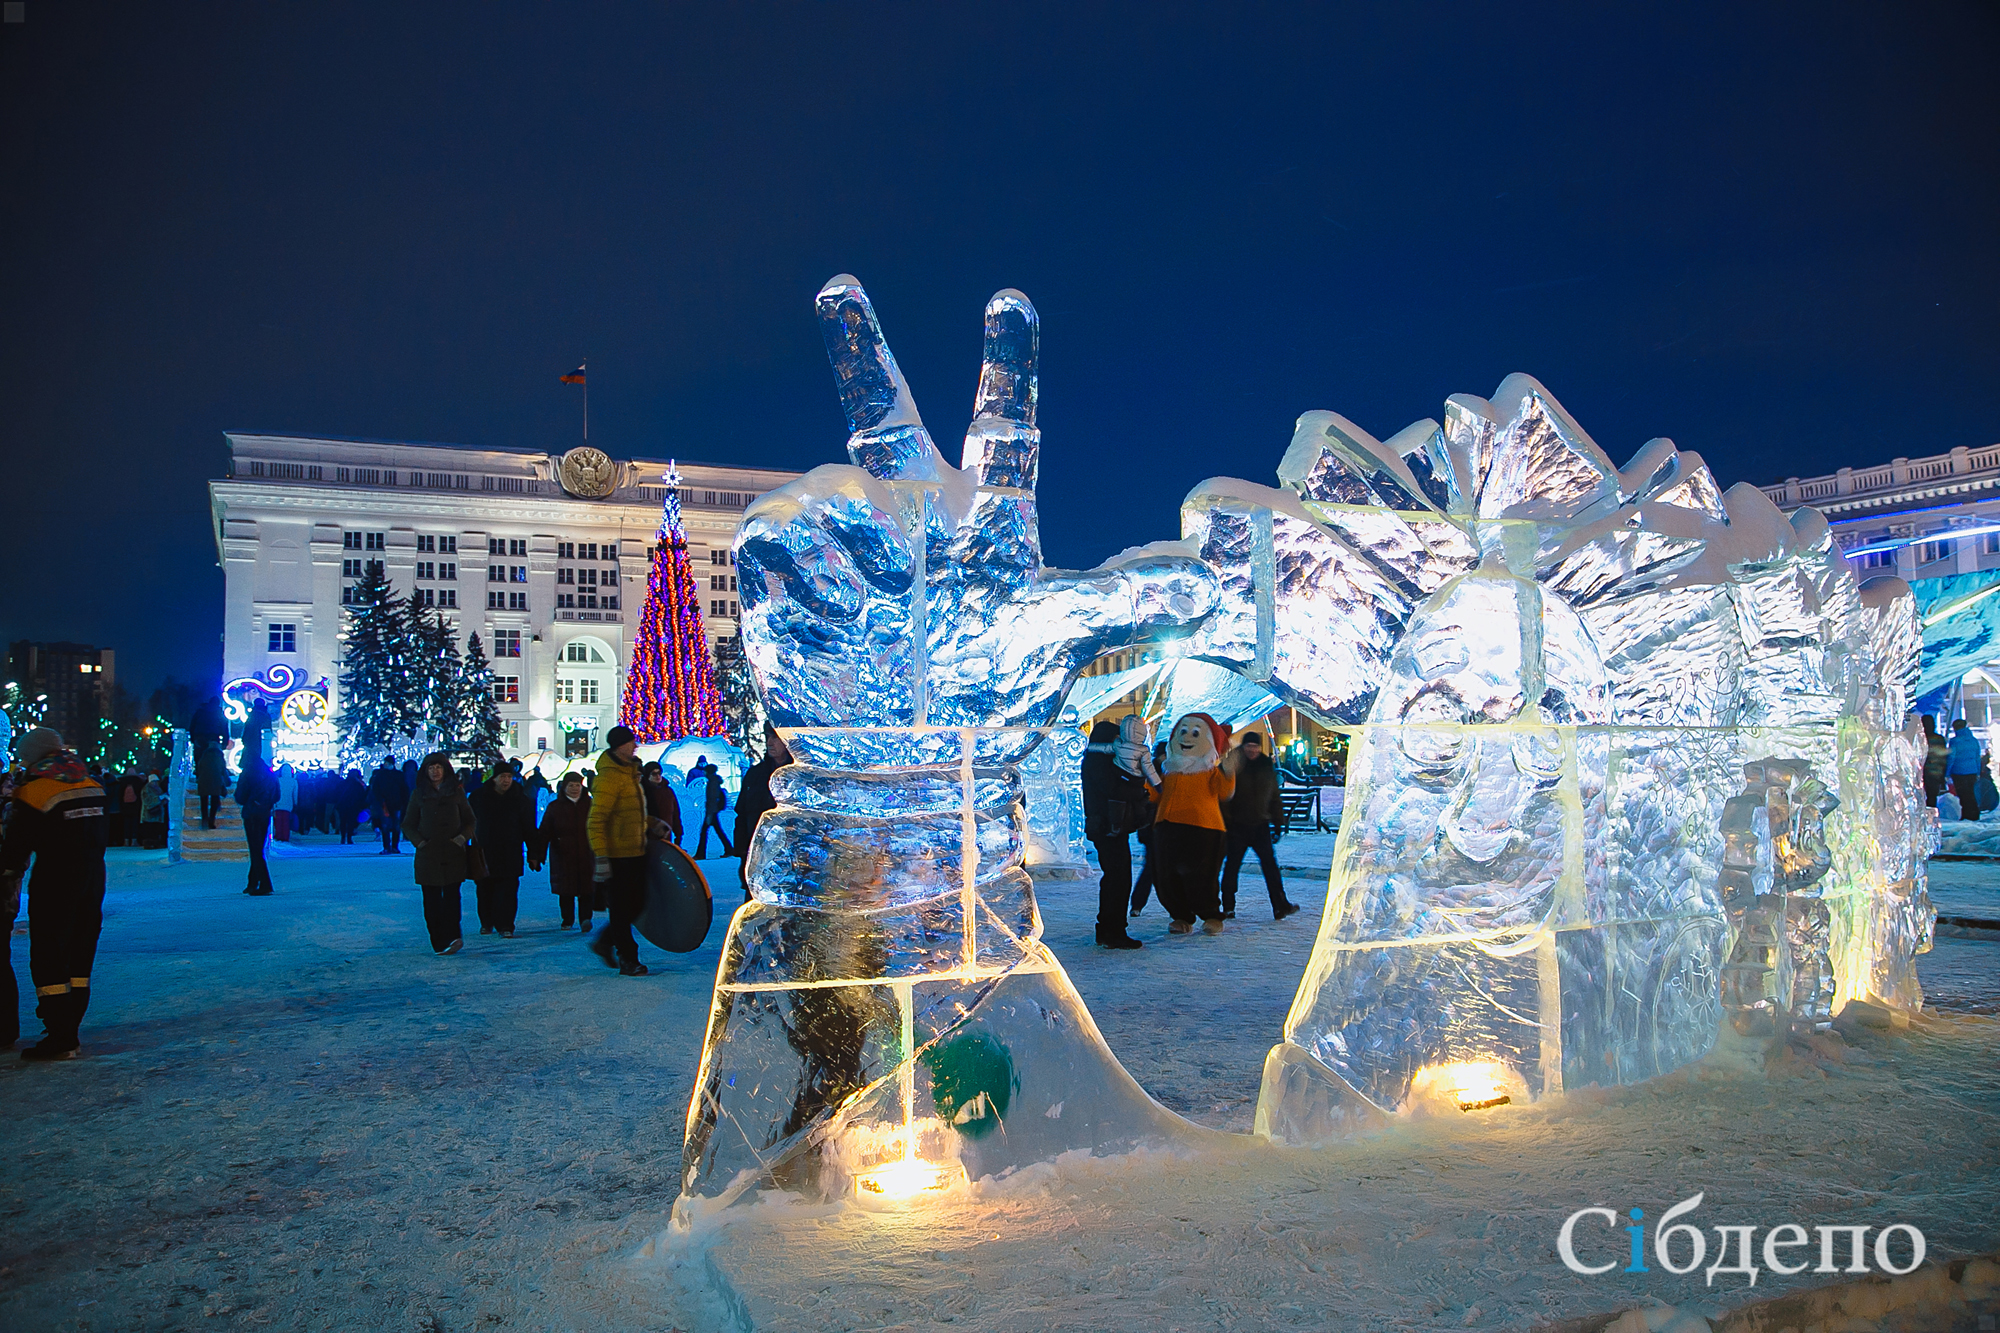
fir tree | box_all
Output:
[619,462,725,741]
[405,591,462,750]
[714,634,766,758]
[337,564,413,760]
[458,632,506,768]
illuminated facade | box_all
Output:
[208,434,796,764]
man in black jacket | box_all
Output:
[1,728,109,1060]
[1221,732,1301,921]
[369,760,409,853]
[1080,721,1149,949]
[468,763,537,937]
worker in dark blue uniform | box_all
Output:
[0,728,110,1061]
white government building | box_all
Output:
[208,435,798,765]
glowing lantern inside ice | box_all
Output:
[853,1158,967,1200]
[1409,1061,1513,1113]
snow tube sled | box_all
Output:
[639,839,713,953]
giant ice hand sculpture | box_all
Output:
[675,278,1219,1220]
[1176,377,1937,1144]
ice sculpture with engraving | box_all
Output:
[1174,378,1936,1143]
[674,278,1221,1221]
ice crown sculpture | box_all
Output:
[673,279,1936,1224]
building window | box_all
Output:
[511,566,528,583]
[492,676,520,704]
[438,589,457,608]
[416,561,435,580]
[1916,539,1955,565]
[489,538,504,555]
[710,574,737,591]
[494,630,521,657]
[440,562,455,581]
[508,591,528,610]
[1982,533,2000,556]
[556,677,600,705]
[557,592,574,608]
[1854,550,1895,570]
[488,565,504,582]
[710,550,732,567]
[268,624,297,653]
[369,532,385,551]
[511,539,527,557]
[417,535,435,553]
[603,594,618,610]
[341,586,356,605]
[442,536,457,554]
[343,532,361,550]
[416,588,435,608]
[710,599,739,617]
[557,568,573,585]
[487,591,504,609]
[342,558,363,578]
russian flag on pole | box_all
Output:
[559,364,586,385]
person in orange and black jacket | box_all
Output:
[0,728,110,1060]
[1151,712,1240,936]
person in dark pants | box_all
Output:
[403,752,475,954]
[588,726,661,976]
[1219,731,1302,921]
[236,743,278,896]
[0,728,109,1060]
[733,726,789,902]
[196,741,228,829]
[335,768,368,844]
[1947,719,1983,820]
[0,770,23,1049]
[642,761,685,849]
[1082,720,1151,949]
[539,772,594,929]
[686,757,734,859]
[468,762,536,937]
[369,760,409,852]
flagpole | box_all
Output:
[583,361,589,443]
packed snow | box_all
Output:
[0,833,1994,1332]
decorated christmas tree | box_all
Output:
[405,590,461,748]
[457,632,506,768]
[619,463,724,741]
[337,564,414,760]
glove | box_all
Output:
[593,856,611,882]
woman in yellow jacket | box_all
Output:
[586,725,662,976]
[1151,712,1242,935]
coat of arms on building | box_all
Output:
[557,447,621,498]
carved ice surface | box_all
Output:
[1182,377,1939,1142]
[676,279,1222,1224]
[677,274,1939,1219]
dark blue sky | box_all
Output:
[3,2,1996,692]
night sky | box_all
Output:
[3,3,1996,695]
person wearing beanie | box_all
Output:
[585,726,659,976]
[1081,719,1150,949]
[1151,712,1240,935]
[1,728,109,1059]
[401,752,476,954]
[467,760,536,938]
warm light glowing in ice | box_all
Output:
[1410,1060,1513,1112]
[853,1158,966,1200]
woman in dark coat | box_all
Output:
[235,743,278,897]
[402,751,476,954]
[468,763,537,938]
[538,771,595,931]
[195,743,228,829]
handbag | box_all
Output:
[465,841,491,881]
[1106,796,1155,838]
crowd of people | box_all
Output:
[1081,712,1303,950]
[0,712,771,1058]
[1921,713,2000,820]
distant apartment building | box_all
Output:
[6,640,115,749]
[208,434,797,764]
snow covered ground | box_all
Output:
[0,834,1995,1333]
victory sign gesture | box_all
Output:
[734,276,1217,767]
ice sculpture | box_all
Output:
[1174,378,1937,1143]
[675,278,1222,1221]
[677,272,1940,1214]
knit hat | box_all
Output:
[16,727,62,768]
[605,725,636,749]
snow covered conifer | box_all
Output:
[337,564,413,759]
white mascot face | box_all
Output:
[1166,715,1218,773]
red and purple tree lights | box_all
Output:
[618,464,724,741]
